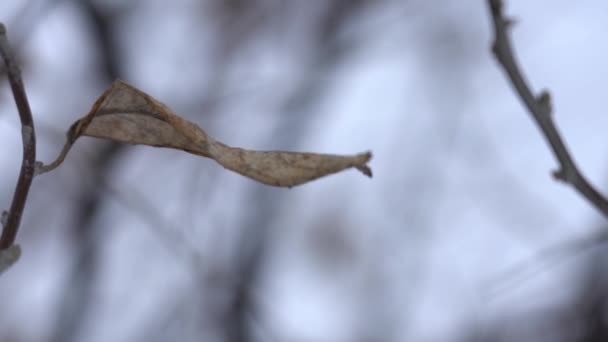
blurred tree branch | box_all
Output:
[225,2,374,341]
[487,0,608,218]
[49,1,124,340]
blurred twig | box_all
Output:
[223,2,373,340]
[0,23,37,249]
[486,228,608,298]
[487,0,608,218]
[486,0,608,303]
[49,1,125,340]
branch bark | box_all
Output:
[486,0,608,218]
[0,23,37,249]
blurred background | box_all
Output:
[1,0,608,341]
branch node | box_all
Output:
[491,42,499,57]
[552,164,578,185]
[0,244,21,274]
[34,161,45,176]
[537,90,552,114]
[503,17,517,29]
[552,168,566,182]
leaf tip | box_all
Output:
[355,151,373,178]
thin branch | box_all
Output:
[487,0,608,218]
[0,23,37,249]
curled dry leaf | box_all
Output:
[39,80,372,187]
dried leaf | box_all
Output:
[39,80,372,187]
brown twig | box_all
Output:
[0,23,37,249]
[487,0,608,218]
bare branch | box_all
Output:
[0,23,37,249]
[487,0,608,218]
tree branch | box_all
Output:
[0,23,37,249]
[486,0,608,218]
